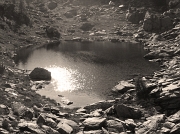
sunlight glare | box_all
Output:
[46,66,82,92]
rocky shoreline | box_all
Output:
[0,0,180,134]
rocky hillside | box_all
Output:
[0,0,180,134]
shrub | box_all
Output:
[135,76,149,100]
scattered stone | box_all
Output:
[36,114,46,125]
[82,117,106,131]
[43,104,51,111]
[95,31,107,36]
[12,102,26,116]
[83,130,103,134]
[161,127,171,133]
[146,114,165,122]
[57,118,78,129]
[102,127,109,134]
[42,125,59,134]
[60,97,73,105]
[51,107,60,114]
[0,128,9,134]
[22,108,34,121]
[170,123,180,134]
[104,106,115,116]
[57,111,69,118]
[107,119,125,133]
[90,109,103,117]
[167,110,180,123]
[72,37,82,42]
[163,122,175,129]
[57,122,73,134]
[2,118,10,130]
[125,119,136,132]
[45,118,57,128]
[112,80,135,93]
[18,121,44,134]
[46,40,60,47]
[136,114,165,134]
[76,108,87,113]
[84,100,115,112]
[0,104,9,115]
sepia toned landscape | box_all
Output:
[0,0,180,133]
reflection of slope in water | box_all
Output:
[46,66,85,92]
[63,51,116,64]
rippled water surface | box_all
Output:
[15,41,160,107]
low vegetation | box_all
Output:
[0,63,5,74]
[135,76,149,100]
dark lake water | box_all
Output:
[15,41,160,107]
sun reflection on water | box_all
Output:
[46,66,83,92]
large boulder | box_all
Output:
[161,16,173,30]
[115,104,142,119]
[46,26,61,39]
[22,108,34,120]
[29,67,51,81]
[47,1,57,10]
[57,118,78,129]
[80,23,94,31]
[82,117,106,131]
[112,80,135,93]
[143,11,161,32]
[143,11,174,32]
[126,9,145,24]
[107,119,125,133]
[57,122,73,134]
